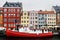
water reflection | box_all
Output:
[0,36,60,40]
[7,37,52,40]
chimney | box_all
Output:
[39,10,42,11]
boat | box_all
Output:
[6,27,53,37]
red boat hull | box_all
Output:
[6,30,53,37]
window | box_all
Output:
[0,14,2,16]
[50,18,51,20]
[33,17,34,19]
[11,14,14,15]
[35,14,37,16]
[48,18,52,20]
[42,17,44,19]
[39,14,41,16]
[24,17,26,19]
[39,25,41,27]
[11,5,13,7]
[41,22,42,23]
[10,9,14,12]
[8,9,11,12]
[0,24,3,27]
[33,13,34,16]
[8,24,10,27]
[4,18,7,22]
[27,17,29,19]
[30,21,32,24]
[45,14,47,17]
[45,18,47,20]
[8,14,10,17]
[17,9,19,12]
[14,24,15,27]
[39,22,40,23]
[31,13,33,16]
[33,21,34,23]
[5,5,8,7]
[50,22,51,23]
[52,22,53,24]
[22,21,23,23]
[8,14,16,17]
[17,18,20,22]
[14,9,15,12]
[28,12,29,16]
[48,18,49,20]
[24,13,26,15]
[39,18,40,20]
[31,17,32,19]
[54,22,55,23]
[41,18,42,20]
[4,24,7,27]
[22,17,23,19]
[35,17,37,19]
[10,24,14,27]
[8,19,11,22]
[43,22,44,23]
[4,9,7,12]
[24,21,26,23]
[48,22,49,24]
[35,25,38,27]
[0,10,3,13]
[48,14,51,17]
[17,14,20,17]
[42,14,44,16]
[54,18,56,20]
[35,21,37,23]
[14,14,15,17]
[27,21,29,23]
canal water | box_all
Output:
[0,36,60,40]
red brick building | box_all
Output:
[3,7,22,28]
[3,2,22,29]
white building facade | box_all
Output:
[29,11,38,28]
[38,11,56,28]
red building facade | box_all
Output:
[3,7,22,29]
[2,2,22,29]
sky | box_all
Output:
[0,0,60,11]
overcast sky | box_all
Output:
[0,0,60,11]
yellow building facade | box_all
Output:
[21,11,29,27]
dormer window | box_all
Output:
[10,5,13,7]
[4,9,7,12]
[5,5,8,7]
[16,4,19,7]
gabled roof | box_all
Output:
[38,11,54,14]
[52,6,60,13]
[3,2,22,7]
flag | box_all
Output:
[15,20,18,23]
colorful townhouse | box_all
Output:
[38,10,56,28]
[52,6,60,26]
[21,11,29,27]
[28,10,56,29]
[0,8,3,27]
[29,11,38,28]
[3,2,22,29]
